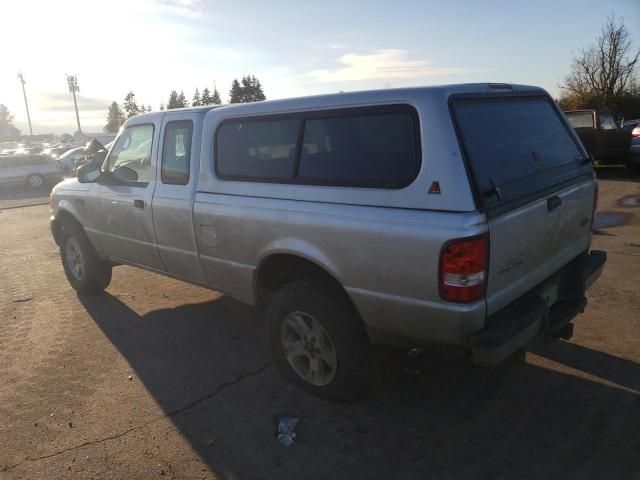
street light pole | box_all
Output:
[17,72,33,137]
[66,74,82,134]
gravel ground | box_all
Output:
[0,172,639,480]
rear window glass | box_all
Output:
[452,97,586,205]
[566,112,594,129]
[215,105,420,188]
[216,118,299,179]
[298,112,418,187]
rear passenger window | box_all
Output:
[162,120,193,185]
[299,111,418,187]
[216,118,299,179]
[567,112,594,129]
[215,105,420,188]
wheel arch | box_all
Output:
[253,252,364,329]
[51,207,87,246]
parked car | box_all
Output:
[0,154,64,189]
[50,84,606,401]
[565,110,631,164]
[56,147,86,176]
[43,145,73,159]
[622,119,640,132]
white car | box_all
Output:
[0,154,64,189]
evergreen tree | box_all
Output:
[160,103,166,111]
[192,88,201,107]
[104,101,125,133]
[201,87,212,105]
[229,78,242,103]
[0,104,21,140]
[212,85,222,105]
[231,75,266,103]
[123,91,140,118]
[177,90,188,108]
[147,105,152,112]
[167,90,179,109]
[253,77,266,101]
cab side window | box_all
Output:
[107,124,155,184]
[161,120,193,185]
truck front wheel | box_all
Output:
[59,222,112,294]
[267,278,372,402]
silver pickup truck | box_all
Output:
[50,84,606,401]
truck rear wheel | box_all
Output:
[267,278,372,402]
[60,222,112,294]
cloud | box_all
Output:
[309,49,470,83]
[143,0,202,18]
[33,93,111,113]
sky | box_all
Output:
[0,0,639,135]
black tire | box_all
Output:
[26,173,44,189]
[267,278,372,402]
[59,221,112,294]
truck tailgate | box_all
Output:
[485,179,594,315]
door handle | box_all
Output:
[547,196,562,212]
[133,199,145,209]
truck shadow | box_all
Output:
[79,292,640,480]
[0,183,54,204]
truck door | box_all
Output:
[86,122,165,270]
[151,112,207,284]
[597,113,631,160]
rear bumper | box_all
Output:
[468,250,606,366]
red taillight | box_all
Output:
[439,235,489,303]
[631,127,640,138]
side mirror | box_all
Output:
[77,163,101,183]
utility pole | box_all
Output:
[17,72,33,137]
[66,74,82,133]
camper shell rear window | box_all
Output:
[450,95,591,213]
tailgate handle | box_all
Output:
[547,196,562,211]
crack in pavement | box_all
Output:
[2,362,273,473]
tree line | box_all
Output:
[104,75,267,133]
[558,15,639,118]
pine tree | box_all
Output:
[104,101,125,133]
[160,103,165,111]
[229,78,242,103]
[192,88,201,107]
[0,104,21,140]
[123,91,140,118]
[177,90,188,108]
[147,105,152,112]
[231,75,266,103]
[212,85,222,105]
[253,77,266,101]
[167,90,179,109]
[201,87,212,105]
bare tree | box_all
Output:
[561,15,639,107]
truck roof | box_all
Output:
[131,83,547,124]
